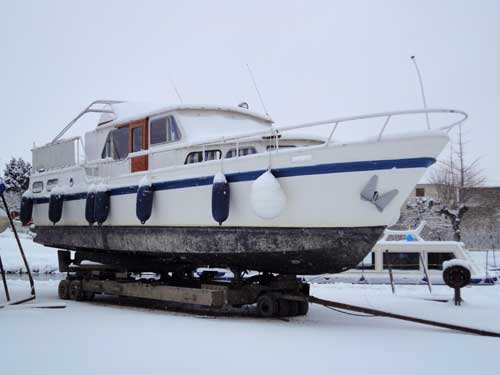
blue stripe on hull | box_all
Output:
[32,157,435,204]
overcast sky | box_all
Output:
[1,0,499,184]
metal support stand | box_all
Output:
[388,265,395,294]
[419,253,432,294]
[0,188,36,307]
[0,256,10,301]
[454,287,462,306]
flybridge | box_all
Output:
[32,99,467,173]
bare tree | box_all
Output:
[428,125,485,241]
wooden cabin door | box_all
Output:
[129,119,148,173]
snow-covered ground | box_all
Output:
[1,229,500,374]
[1,280,500,375]
[0,228,58,273]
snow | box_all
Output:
[50,185,66,195]
[443,259,473,272]
[1,280,500,375]
[95,183,109,192]
[1,232,500,373]
[251,170,287,219]
[139,175,152,187]
[213,172,227,184]
[0,229,58,273]
[22,189,33,199]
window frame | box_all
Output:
[415,187,425,197]
[226,146,258,159]
[266,144,296,151]
[32,181,43,193]
[427,252,455,270]
[382,251,420,270]
[184,150,222,165]
[46,178,59,192]
[148,114,182,147]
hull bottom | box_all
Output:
[34,225,385,275]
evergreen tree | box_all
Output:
[3,157,32,193]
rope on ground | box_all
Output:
[322,304,375,317]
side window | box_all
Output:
[101,132,112,159]
[101,127,129,160]
[266,144,296,151]
[226,147,257,159]
[131,126,143,153]
[113,126,129,159]
[150,117,167,145]
[150,115,181,146]
[427,252,455,270]
[32,181,43,193]
[185,150,221,164]
[168,116,181,142]
[47,179,59,192]
[383,252,419,270]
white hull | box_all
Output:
[31,132,448,228]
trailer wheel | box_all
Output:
[58,280,70,300]
[256,294,278,317]
[69,280,85,301]
[298,301,309,316]
[288,301,299,316]
[84,292,95,301]
[278,299,290,317]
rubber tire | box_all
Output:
[298,301,309,316]
[58,280,70,300]
[288,300,299,316]
[278,299,290,317]
[68,280,85,301]
[84,292,95,301]
[256,294,278,318]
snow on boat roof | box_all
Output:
[99,102,273,129]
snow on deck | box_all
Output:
[1,280,499,375]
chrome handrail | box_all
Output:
[52,100,123,144]
[123,107,467,162]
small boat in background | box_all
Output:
[309,221,498,284]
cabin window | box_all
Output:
[101,126,129,160]
[32,181,43,193]
[150,116,181,145]
[113,126,129,159]
[46,179,59,192]
[266,144,296,151]
[132,127,143,153]
[226,147,257,158]
[427,252,455,270]
[185,150,221,164]
[415,187,425,197]
[383,252,419,270]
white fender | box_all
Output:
[251,170,287,219]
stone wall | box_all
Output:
[393,184,500,250]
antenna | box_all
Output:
[169,77,184,104]
[246,64,270,116]
[411,56,430,130]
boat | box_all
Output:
[309,221,498,284]
[22,100,466,275]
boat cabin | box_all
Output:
[30,102,322,193]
